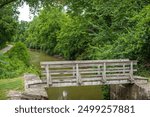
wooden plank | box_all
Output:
[79,64,103,67]
[98,65,101,75]
[73,66,76,77]
[46,65,52,86]
[102,62,106,82]
[105,63,136,66]
[106,73,130,76]
[82,78,103,82]
[42,69,137,75]
[40,59,130,65]
[49,80,132,87]
[79,71,102,74]
[80,75,129,79]
[52,79,77,83]
[41,61,137,68]
[106,67,132,70]
[42,71,74,75]
[79,68,99,71]
[44,69,74,73]
[76,63,82,85]
[130,61,134,82]
[45,65,49,86]
[45,65,74,68]
[51,76,75,79]
[81,77,130,82]
[123,63,125,74]
[42,72,131,78]
[106,69,131,73]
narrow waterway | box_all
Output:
[29,49,103,100]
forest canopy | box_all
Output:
[23,0,150,62]
[1,0,150,62]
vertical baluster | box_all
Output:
[76,63,81,85]
[102,62,106,83]
[123,63,125,74]
[98,65,101,76]
[130,61,134,82]
[46,64,51,87]
[73,66,75,77]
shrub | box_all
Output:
[6,42,30,66]
[0,42,31,79]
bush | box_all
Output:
[6,42,30,66]
[0,42,31,79]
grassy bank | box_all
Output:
[0,77,24,100]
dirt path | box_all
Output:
[0,45,13,53]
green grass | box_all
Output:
[0,77,24,100]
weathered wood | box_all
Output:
[27,76,148,88]
[130,61,134,82]
[76,64,82,85]
[73,66,76,77]
[123,63,125,74]
[52,76,76,81]
[46,65,51,86]
[102,62,106,83]
[41,59,130,65]
[39,59,147,87]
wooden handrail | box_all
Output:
[41,59,133,65]
[40,59,138,87]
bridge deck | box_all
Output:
[27,76,148,88]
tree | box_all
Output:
[0,3,17,48]
[13,21,29,42]
[26,6,64,55]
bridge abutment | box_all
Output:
[110,83,150,99]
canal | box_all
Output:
[29,49,103,100]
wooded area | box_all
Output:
[0,0,150,78]
[0,0,150,100]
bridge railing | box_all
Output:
[40,59,137,87]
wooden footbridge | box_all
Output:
[27,59,148,88]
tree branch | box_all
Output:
[0,0,17,9]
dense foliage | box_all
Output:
[0,3,17,48]
[0,0,150,100]
[24,0,150,62]
[7,42,30,66]
[0,42,30,79]
[26,7,64,55]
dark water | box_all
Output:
[29,49,103,100]
[29,49,62,68]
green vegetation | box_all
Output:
[0,3,17,48]
[0,0,150,99]
[0,77,24,100]
[0,42,33,79]
[7,42,30,66]
[24,0,150,62]
[102,85,110,100]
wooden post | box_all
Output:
[98,65,101,76]
[130,61,134,82]
[73,66,75,77]
[102,62,106,83]
[46,65,52,87]
[76,63,81,85]
[123,63,125,74]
